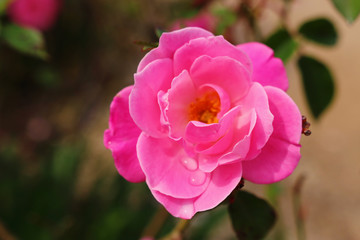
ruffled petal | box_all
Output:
[167,70,197,139]
[130,58,173,138]
[190,55,252,103]
[137,133,210,199]
[242,86,302,183]
[238,42,288,91]
[151,162,243,219]
[239,82,274,159]
[185,105,240,144]
[104,86,145,182]
[175,36,251,76]
[137,27,214,72]
[264,86,302,143]
[151,190,196,219]
[218,109,256,164]
[194,162,242,211]
[242,137,301,184]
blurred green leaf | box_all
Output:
[331,0,360,23]
[133,40,158,52]
[51,143,83,183]
[298,56,335,119]
[264,28,298,63]
[155,28,164,39]
[213,8,236,35]
[299,18,338,46]
[188,206,228,240]
[1,24,48,59]
[0,0,11,15]
[229,191,276,240]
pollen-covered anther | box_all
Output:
[188,91,221,124]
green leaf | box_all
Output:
[298,56,335,119]
[0,0,11,15]
[213,8,236,35]
[155,28,164,39]
[299,18,338,46]
[331,0,360,23]
[264,28,299,63]
[1,24,48,59]
[228,191,276,240]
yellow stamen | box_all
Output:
[188,91,221,124]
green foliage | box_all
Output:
[299,18,338,46]
[1,24,48,59]
[188,206,228,240]
[298,56,335,119]
[213,8,236,35]
[0,0,11,15]
[228,191,276,240]
[264,28,298,63]
[331,0,360,23]
[0,139,157,240]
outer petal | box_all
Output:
[137,27,214,72]
[242,87,302,183]
[264,86,302,144]
[194,162,242,211]
[238,42,288,91]
[137,133,210,199]
[151,190,196,219]
[130,58,173,138]
[104,86,145,182]
[150,161,243,219]
[190,55,252,102]
[175,36,251,76]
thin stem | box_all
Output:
[160,219,190,240]
[0,220,16,240]
[141,206,170,239]
[292,175,306,240]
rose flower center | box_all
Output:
[188,90,221,124]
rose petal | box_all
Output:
[239,82,274,159]
[185,104,239,144]
[238,42,288,91]
[242,86,302,183]
[151,190,196,219]
[150,161,243,219]
[175,36,251,77]
[190,55,251,103]
[104,86,145,182]
[242,137,301,184]
[130,58,173,138]
[137,27,214,72]
[137,133,210,199]
[218,109,256,164]
[264,86,302,143]
[167,70,197,139]
[194,162,242,211]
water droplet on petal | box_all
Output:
[181,157,198,171]
[107,141,112,145]
[189,171,206,186]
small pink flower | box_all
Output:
[104,27,302,219]
[7,0,60,31]
[170,12,217,33]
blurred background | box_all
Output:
[0,0,359,239]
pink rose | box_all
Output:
[104,27,302,219]
[7,0,60,31]
[170,12,217,33]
